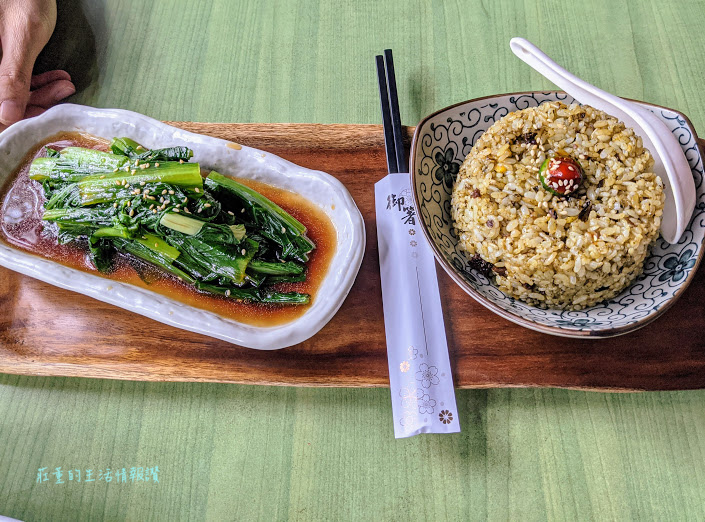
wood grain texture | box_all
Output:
[3,0,705,520]
[0,122,703,391]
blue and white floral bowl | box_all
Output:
[410,91,705,337]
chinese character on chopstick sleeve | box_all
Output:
[402,205,416,225]
[386,193,404,211]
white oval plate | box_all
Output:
[0,104,365,349]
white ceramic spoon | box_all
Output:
[510,37,695,244]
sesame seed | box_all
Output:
[225,289,231,297]
[115,180,121,185]
[203,203,211,208]
[240,208,245,214]
[183,197,188,203]
[241,249,246,255]
[194,188,200,193]
[131,169,136,175]
[281,227,286,233]
[184,208,191,214]
[145,163,150,169]
[139,164,147,169]
[113,203,118,208]
[112,168,118,172]
[197,208,202,213]
[155,163,160,167]
[149,204,154,209]
[127,200,131,206]
[173,208,180,212]
[227,210,234,216]
[169,190,175,195]
[144,189,150,194]
[140,181,146,186]
[154,242,158,248]
[179,159,184,164]
[100,175,105,179]
[129,209,134,217]
[152,209,157,214]
[147,195,156,200]
[176,204,181,208]
[136,145,144,150]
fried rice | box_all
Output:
[451,101,665,310]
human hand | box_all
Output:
[0,0,75,130]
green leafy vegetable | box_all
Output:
[205,171,315,262]
[31,138,316,305]
[110,137,194,162]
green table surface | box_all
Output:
[2,0,705,520]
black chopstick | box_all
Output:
[383,49,407,173]
[376,54,397,174]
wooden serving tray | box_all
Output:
[1,122,704,391]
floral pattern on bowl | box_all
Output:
[410,91,705,337]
